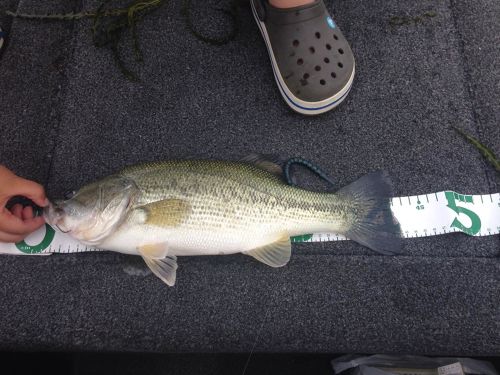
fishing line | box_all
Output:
[241,308,268,375]
[283,157,335,188]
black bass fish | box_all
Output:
[44,157,401,286]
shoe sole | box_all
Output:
[251,1,355,115]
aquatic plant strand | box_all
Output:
[453,127,500,172]
[5,0,165,80]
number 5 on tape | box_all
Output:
[444,191,481,235]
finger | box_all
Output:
[0,230,24,244]
[20,216,46,233]
[0,212,45,235]
[23,216,45,230]
[22,206,34,220]
[9,177,48,207]
[0,211,25,234]
[11,204,24,219]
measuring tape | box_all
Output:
[0,190,498,255]
[292,191,499,243]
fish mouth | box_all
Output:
[55,224,71,234]
[42,203,55,224]
[43,202,70,233]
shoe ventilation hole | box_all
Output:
[333,34,338,40]
[320,79,326,85]
[315,32,321,39]
[324,57,330,63]
[339,48,344,54]
[293,40,299,47]
[326,43,331,50]
[331,72,337,78]
[303,73,310,79]
[309,46,315,54]
[338,62,343,68]
[296,90,301,95]
[297,58,304,65]
[315,65,321,71]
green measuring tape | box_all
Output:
[1,158,498,254]
[0,190,496,255]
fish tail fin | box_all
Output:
[336,170,402,255]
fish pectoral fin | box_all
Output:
[138,244,178,286]
[244,234,291,268]
[141,198,191,227]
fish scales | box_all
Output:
[120,160,351,233]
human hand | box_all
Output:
[0,165,48,243]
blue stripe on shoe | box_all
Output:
[274,71,351,111]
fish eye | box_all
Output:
[64,190,76,200]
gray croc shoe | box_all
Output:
[251,0,355,115]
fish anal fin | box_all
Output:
[245,234,291,267]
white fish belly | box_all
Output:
[166,227,283,256]
[100,223,282,257]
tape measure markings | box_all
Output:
[300,191,499,243]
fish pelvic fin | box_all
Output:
[337,170,402,255]
[138,243,178,286]
[244,233,291,267]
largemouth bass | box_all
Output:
[44,156,401,286]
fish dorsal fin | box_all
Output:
[141,199,191,227]
[245,234,291,267]
[138,243,178,286]
[241,153,283,176]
